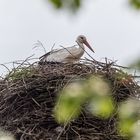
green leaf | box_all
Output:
[74,0,81,7]
[119,99,140,119]
[48,0,82,12]
[89,96,114,118]
[49,0,62,8]
[130,0,140,9]
[87,76,111,96]
[118,119,135,135]
[118,99,140,136]
[54,97,81,124]
[54,83,87,124]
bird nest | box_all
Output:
[0,58,139,140]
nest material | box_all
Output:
[0,59,139,140]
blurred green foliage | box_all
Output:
[0,128,15,140]
[54,75,140,139]
[54,76,114,124]
[89,96,114,118]
[130,0,140,9]
[48,0,140,12]
[86,76,114,118]
[49,0,62,8]
[48,0,81,12]
[54,82,88,123]
[118,99,140,136]
[132,124,140,140]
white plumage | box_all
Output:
[39,35,94,63]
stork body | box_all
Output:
[40,44,85,63]
[39,35,94,63]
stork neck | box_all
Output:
[76,41,85,50]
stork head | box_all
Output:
[76,35,95,53]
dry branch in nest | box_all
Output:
[0,58,139,140]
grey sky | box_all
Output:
[0,0,140,75]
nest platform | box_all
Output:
[0,59,139,140]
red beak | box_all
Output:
[84,40,95,53]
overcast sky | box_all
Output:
[0,0,140,75]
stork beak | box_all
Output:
[84,40,95,53]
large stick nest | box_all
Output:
[0,59,139,140]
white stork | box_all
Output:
[39,35,95,63]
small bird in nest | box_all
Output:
[39,35,95,63]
